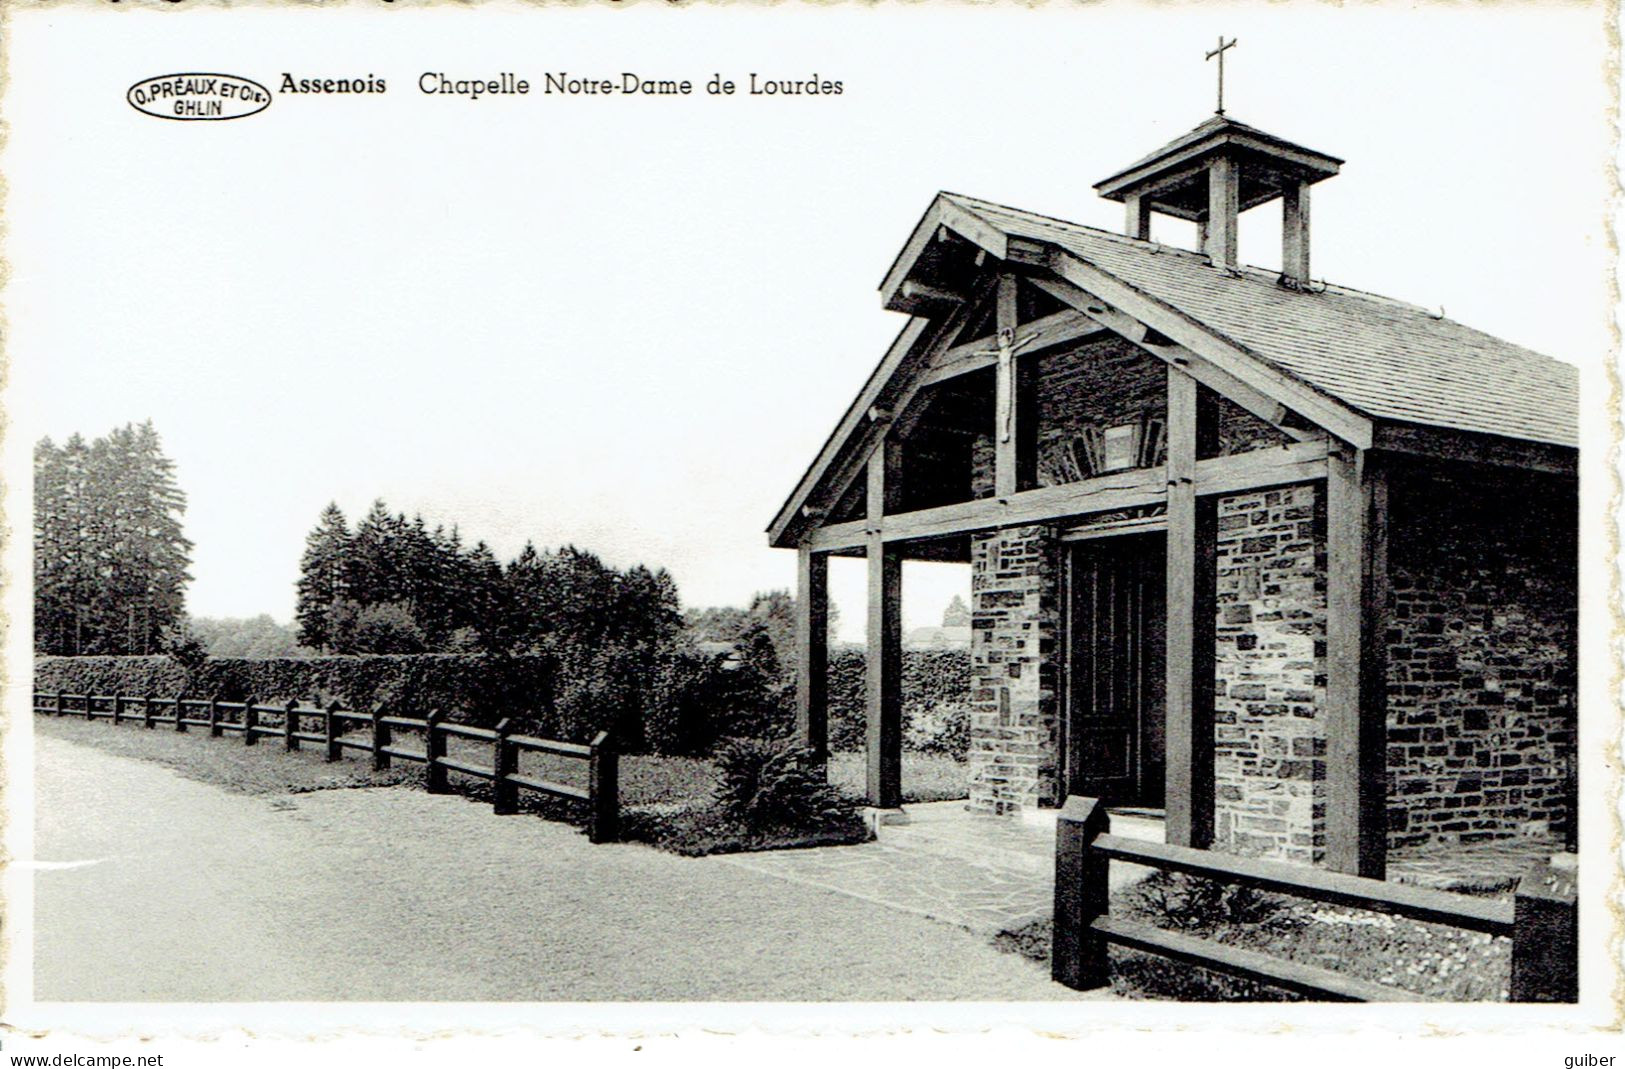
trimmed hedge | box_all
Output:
[827,647,971,757]
[34,654,556,733]
[35,646,975,755]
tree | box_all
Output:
[34,422,192,654]
[943,594,971,628]
[351,601,429,654]
[295,504,350,651]
[189,615,311,658]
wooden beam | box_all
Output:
[1204,156,1239,267]
[1027,275,1307,441]
[768,316,932,546]
[803,441,1331,552]
[1324,448,1389,878]
[1195,439,1330,495]
[795,548,829,762]
[779,298,981,547]
[880,196,1011,313]
[864,445,904,814]
[1038,252,1373,448]
[994,274,1021,498]
[1282,180,1311,284]
[1165,370,1217,849]
[868,436,903,519]
[900,280,966,305]
[1125,194,1151,240]
[1372,423,1576,476]
[919,309,1106,389]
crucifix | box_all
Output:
[973,325,1043,444]
[1206,35,1238,116]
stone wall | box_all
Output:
[1033,336,1167,487]
[967,525,1061,813]
[1212,483,1327,865]
[1385,471,1577,849]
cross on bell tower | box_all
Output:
[1206,36,1237,116]
[1092,92,1343,285]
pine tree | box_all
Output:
[295,504,351,651]
[33,422,191,654]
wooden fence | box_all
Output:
[34,690,620,844]
[1053,796,1577,1003]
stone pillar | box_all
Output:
[967,525,1061,814]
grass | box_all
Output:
[991,870,1512,1001]
[35,713,418,795]
[829,751,969,803]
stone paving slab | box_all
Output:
[716,802,1166,938]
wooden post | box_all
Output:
[1165,370,1216,849]
[55,692,65,717]
[1125,194,1151,241]
[795,547,830,762]
[1325,447,1389,878]
[424,712,448,793]
[324,701,343,763]
[284,700,300,751]
[243,697,258,745]
[1205,155,1239,268]
[589,730,620,844]
[1052,796,1111,990]
[142,693,155,730]
[112,694,124,726]
[1511,860,1578,1002]
[1282,180,1312,284]
[85,694,96,721]
[174,694,188,732]
[865,538,904,809]
[492,718,519,815]
[371,704,390,771]
[208,698,222,737]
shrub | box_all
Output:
[905,702,971,760]
[1120,871,1297,934]
[827,648,971,755]
[713,738,850,831]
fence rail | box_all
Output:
[35,690,619,844]
[1052,795,1577,1003]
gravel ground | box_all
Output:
[34,732,1083,1002]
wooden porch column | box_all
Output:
[795,546,829,761]
[1165,370,1217,848]
[1325,448,1390,877]
[865,442,904,808]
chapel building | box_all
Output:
[768,113,1578,878]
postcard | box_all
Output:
[3,1,1618,1059]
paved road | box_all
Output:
[34,734,1085,1001]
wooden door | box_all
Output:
[1065,535,1166,808]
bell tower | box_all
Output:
[1094,114,1342,285]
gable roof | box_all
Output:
[1094,115,1344,214]
[769,190,1578,546]
[940,193,1578,448]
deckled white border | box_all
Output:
[1,0,1619,1047]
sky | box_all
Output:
[6,4,1613,643]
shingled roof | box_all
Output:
[940,192,1578,448]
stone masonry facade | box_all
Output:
[1384,473,1577,849]
[967,525,1061,813]
[1212,483,1327,864]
